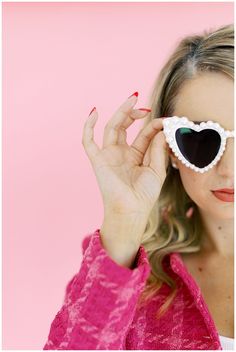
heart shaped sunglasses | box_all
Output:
[162,116,234,173]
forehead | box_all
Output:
[173,71,234,130]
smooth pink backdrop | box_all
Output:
[3,1,234,349]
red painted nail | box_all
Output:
[128,91,139,98]
[88,107,96,116]
[138,108,152,112]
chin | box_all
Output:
[212,207,234,220]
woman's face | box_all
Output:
[169,71,234,220]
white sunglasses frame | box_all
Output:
[162,116,234,173]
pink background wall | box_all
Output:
[3,2,234,349]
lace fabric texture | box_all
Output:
[43,228,226,350]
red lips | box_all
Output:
[211,188,234,202]
[212,188,234,194]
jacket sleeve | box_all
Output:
[43,228,151,350]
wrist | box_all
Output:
[101,212,148,247]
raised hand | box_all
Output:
[82,92,169,218]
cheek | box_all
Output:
[178,165,233,219]
[178,165,208,201]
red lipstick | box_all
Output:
[212,188,234,193]
[211,189,234,202]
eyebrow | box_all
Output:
[191,120,233,131]
[192,120,209,124]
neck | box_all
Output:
[198,209,234,258]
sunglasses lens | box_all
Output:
[175,128,221,168]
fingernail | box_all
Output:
[128,91,139,98]
[138,108,151,112]
[88,107,96,116]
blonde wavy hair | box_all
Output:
[136,23,234,319]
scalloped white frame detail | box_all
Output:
[163,116,234,174]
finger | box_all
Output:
[130,118,165,160]
[117,108,152,145]
[102,94,138,148]
[149,130,169,179]
[143,142,152,166]
[82,108,101,162]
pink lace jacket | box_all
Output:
[43,228,223,350]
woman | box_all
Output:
[43,24,234,350]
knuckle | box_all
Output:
[139,126,150,139]
[141,133,150,143]
[104,122,111,131]
[105,121,120,132]
[113,123,122,132]
[119,107,128,116]
[131,144,144,157]
[120,127,127,135]
[81,138,87,147]
[151,119,157,127]
[151,118,161,128]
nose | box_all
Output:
[216,137,234,181]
